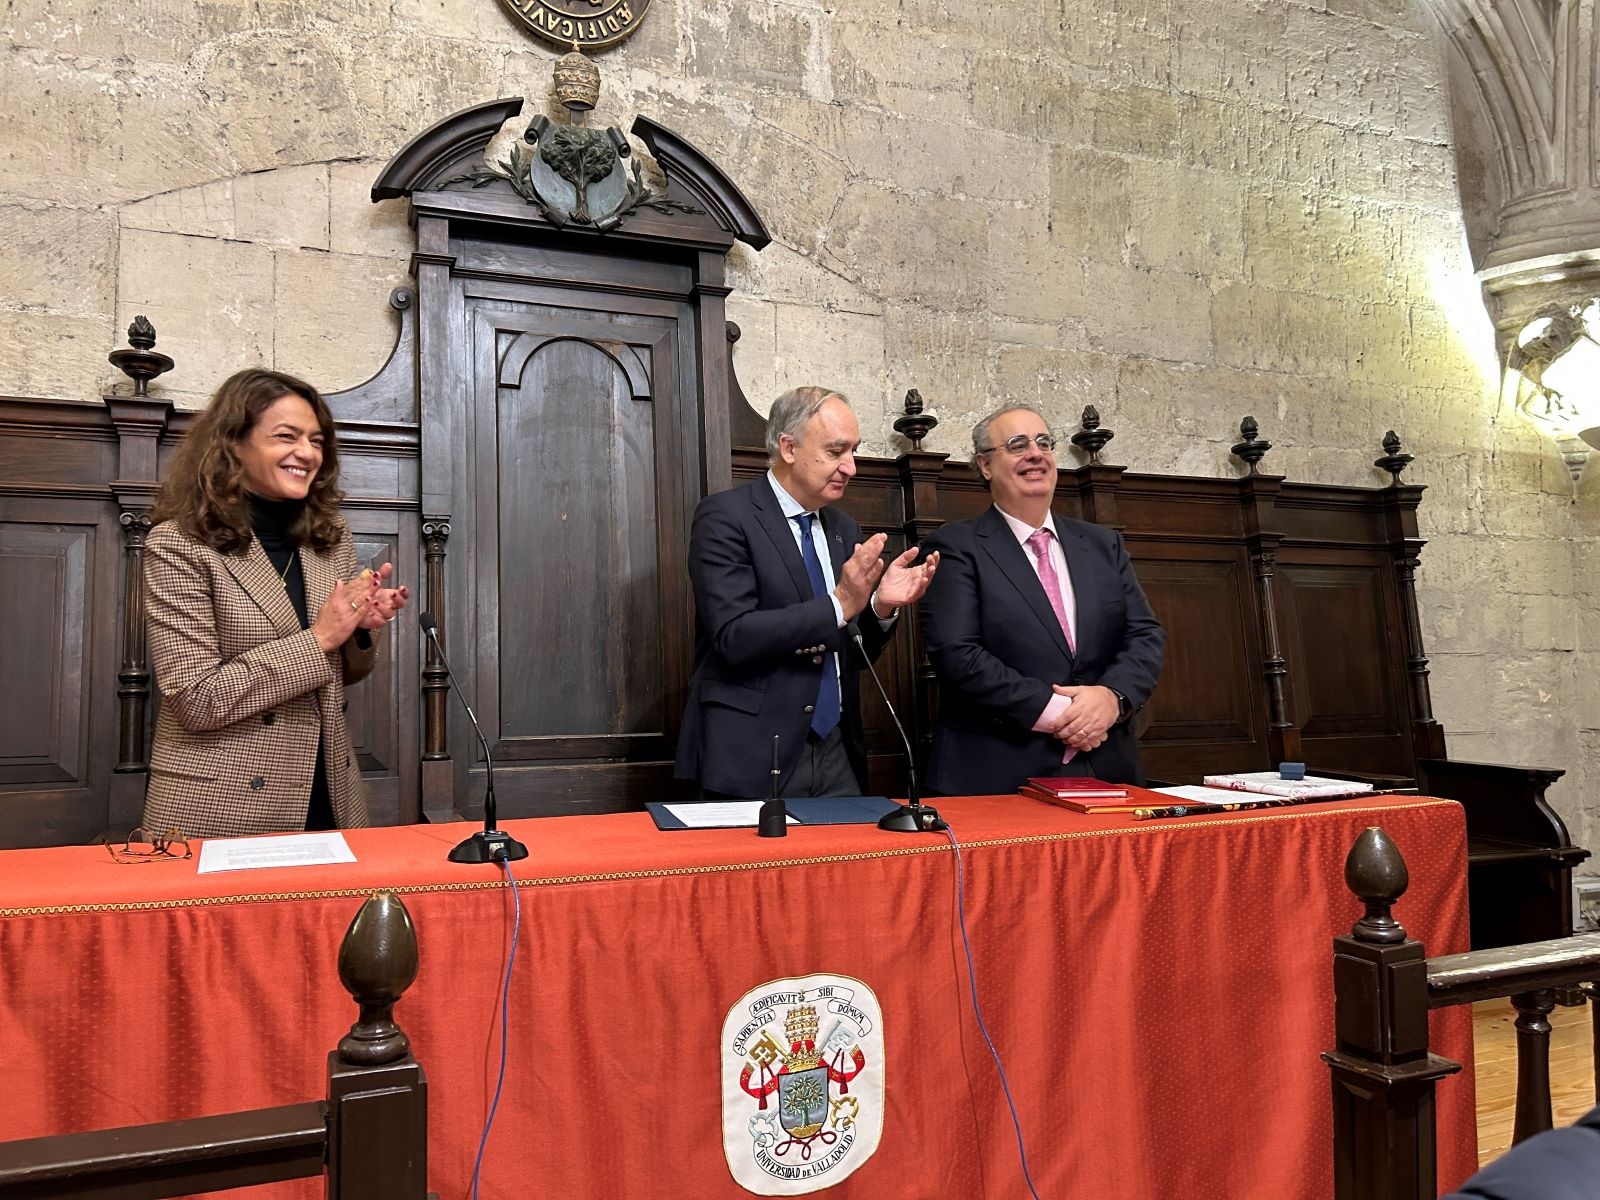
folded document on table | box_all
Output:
[1201,772,1375,800]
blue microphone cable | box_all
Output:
[469,857,522,1200]
[943,821,1044,1200]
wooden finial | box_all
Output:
[1070,404,1115,463]
[1231,415,1272,474]
[107,316,175,397]
[893,388,939,450]
[1344,827,1409,945]
[1374,430,1414,485]
[336,892,421,1066]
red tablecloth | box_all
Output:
[0,793,1476,1198]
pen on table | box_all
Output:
[1132,803,1227,820]
[1131,797,1297,820]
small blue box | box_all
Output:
[1279,761,1306,780]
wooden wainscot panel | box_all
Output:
[0,522,92,788]
[0,398,118,497]
[935,464,995,525]
[1114,478,1249,543]
[831,461,912,531]
[334,422,422,506]
[0,508,122,846]
[345,519,416,826]
[1277,556,1412,777]
[453,237,698,299]
[1134,547,1270,781]
[1274,486,1391,544]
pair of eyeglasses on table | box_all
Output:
[98,827,192,864]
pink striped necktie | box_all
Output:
[1026,528,1077,763]
[1025,529,1074,653]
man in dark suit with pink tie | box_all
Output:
[919,403,1165,795]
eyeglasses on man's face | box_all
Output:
[981,433,1058,456]
[100,827,193,864]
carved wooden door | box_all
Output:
[439,281,702,815]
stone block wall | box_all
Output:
[1,0,1594,860]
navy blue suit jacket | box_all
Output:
[919,506,1165,794]
[1443,1105,1600,1200]
[675,477,890,797]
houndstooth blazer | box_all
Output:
[142,519,380,838]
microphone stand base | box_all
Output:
[877,803,948,833]
[757,799,789,838]
[448,829,530,863]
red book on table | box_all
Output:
[1020,778,1139,814]
[1023,777,1129,798]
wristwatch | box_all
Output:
[1110,688,1132,724]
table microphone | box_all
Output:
[418,613,529,864]
[757,734,788,838]
[846,621,947,833]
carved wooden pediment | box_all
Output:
[371,100,769,251]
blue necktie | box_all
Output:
[793,513,841,737]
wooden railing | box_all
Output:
[0,892,430,1199]
[1324,826,1600,1199]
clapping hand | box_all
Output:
[833,533,890,621]
[358,562,409,630]
[313,574,376,652]
[872,547,939,618]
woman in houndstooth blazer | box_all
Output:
[142,369,408,838]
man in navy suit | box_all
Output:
[675,387,939,799]
[919,403,1164,794]
[1441,1105,1600,1199]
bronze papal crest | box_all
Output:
[496,0,651,50]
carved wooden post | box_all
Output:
[892,389,948,548]
[1391,543,1446,755]
[1064,407,1127,528]
[113,505,154,769]
[893,389,949,770]
[327,892,427,1200]
[1231,425,1301,764]
[696,255,735,496]
[420,516,453,819]
[1250,535,1299,761]
[893,388,936,451]
[1374,434,1447,762]
[1510,989,1556,1144]
[106,318,176,827]
[1585,981,1600,1107]
[1324,827,1461,1200]
[1589,981,1600,1108]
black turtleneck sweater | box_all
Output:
[248,494,310,623]
[246,494,335,831]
